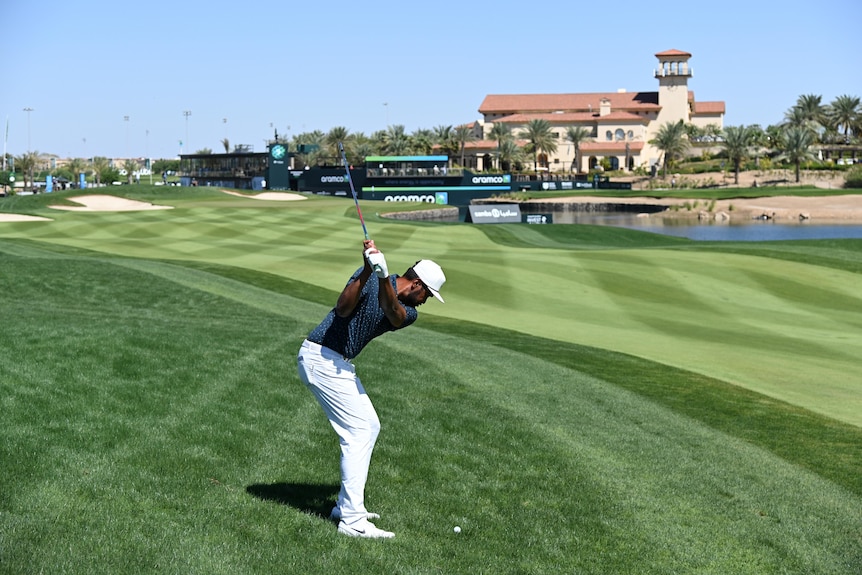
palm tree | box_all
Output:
[291,130,326,167]
[66,157,88,183]
[777,126,817,183]
[564,126,592,173]
[702,123,723,142]
[122,159,139,184]
[784,94,827,139]
[351,141,375,166]
[411,128,435,156]
[649,120,690,178]
[14,151,40,190]
[488,122,512,170]
[221,138,230,153]
[497,139,524,172]
[746,124,767,168]
[521,119,557,175]
[368,130,388,155]
[90,157,111,186]
[827,94,861,143]
[325,126,350,157]
[432,125,458,161]
[794,94,828,127]
[453,124,475,167]
[383,125,411,155]
[721,126,754,185]
[765,124,786,155]
[432,125,453,144]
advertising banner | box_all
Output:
[266,143,290,190]
[467,204,522,224]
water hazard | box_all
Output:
[547,211,862,241]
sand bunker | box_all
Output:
[0,213,53,222]
[48,195,173,212]
[221,190,307,201]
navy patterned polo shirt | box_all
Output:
[307,268,418,359]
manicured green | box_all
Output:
[0,187,860,574]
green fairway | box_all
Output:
[2,187,860,425]
[1,187,861,574]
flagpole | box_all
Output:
[3,116,8,171]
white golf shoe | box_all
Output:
[337,520,394,539]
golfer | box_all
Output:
[297,239,445,539]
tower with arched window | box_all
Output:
[653,49,693,129]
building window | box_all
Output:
[605,130,613,141]
[627,130,634,140]
[615,129,625,141]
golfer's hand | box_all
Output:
[364,248,389,278]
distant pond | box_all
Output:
[541,211,862,241]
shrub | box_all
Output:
[845,165,862,189]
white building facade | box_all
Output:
[474,49,725,173]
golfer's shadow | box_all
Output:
[246,482,339,518]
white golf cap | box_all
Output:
[413,259,446,303]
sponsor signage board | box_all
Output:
[524,213,552,224]
[467,204,522,224]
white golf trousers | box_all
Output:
[297,339,380,527]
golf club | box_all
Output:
[338,141,383,275]
[338,141,370,240]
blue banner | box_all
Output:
[46,175,53,193]
[79,173,87,189]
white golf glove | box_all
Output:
[364,248,389,278]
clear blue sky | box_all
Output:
[3,0,860,160]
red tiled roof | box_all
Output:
[479,92,660,115]
[655,48,692,58]
[462,140,500,151]
[695,101,725,114]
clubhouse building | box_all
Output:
[465,49,725,174]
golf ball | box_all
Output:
[453,526,461,533]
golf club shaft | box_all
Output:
[338,141,369,240]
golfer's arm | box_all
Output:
[335,268,372,317]
[378,278,406,327]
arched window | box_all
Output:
[605,130,613,141]
[615,129,625,141]
[627,130,634,140]
[538,153,549,169]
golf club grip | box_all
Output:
[338,142,370,240]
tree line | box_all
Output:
[2,94,859,192]
[652,94,861,183]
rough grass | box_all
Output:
[1,187,860,573]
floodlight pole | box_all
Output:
[23,107,34,152]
